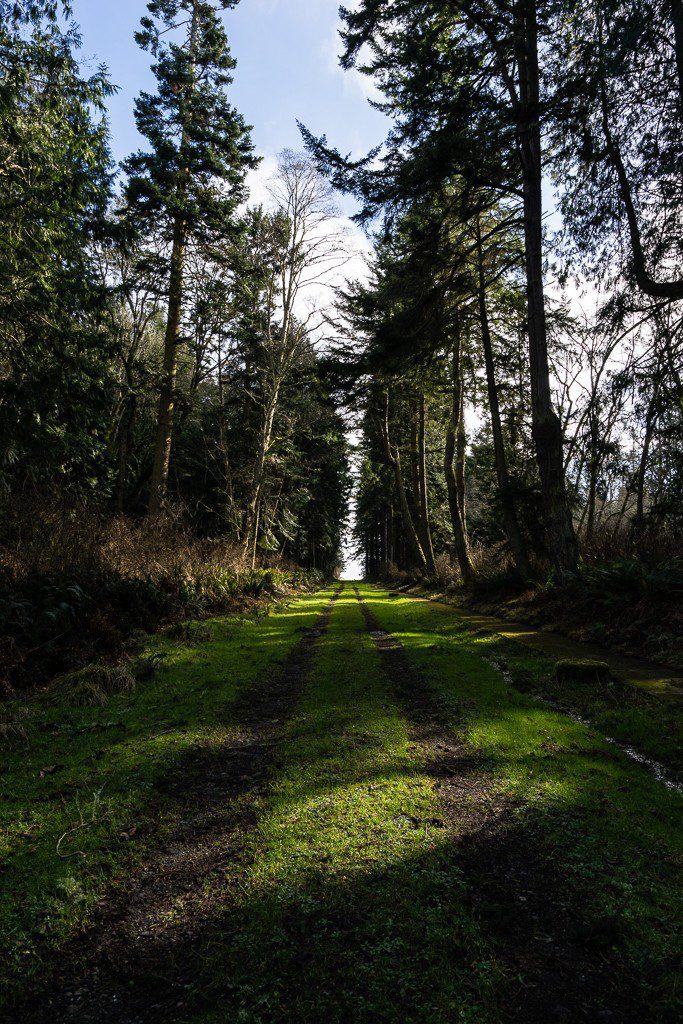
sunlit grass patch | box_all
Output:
[196,587,502,1023]
[365,583,682,1019]
[0,588,336,1005]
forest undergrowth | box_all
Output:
[0,497,323,696]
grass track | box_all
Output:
[1,582,681,1023]
[196,585,496,1023]
[362,584,682,1021]
[0,587,337,1003]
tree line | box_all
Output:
[1,0,681,587]
[0,0,349,577]
[301,0,682,581]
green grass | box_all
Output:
[195,587,500,1023]
[364,585,682,1019]
[420,595,682,769]
[0,587,336,1003]
[481,630,681,771]
[1,582,681,1022]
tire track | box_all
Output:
[354,585,646,1024]
[28,585,344,1024]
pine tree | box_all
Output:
[303,0,580,576]
[124,0,257,515]
[0,0,115,493]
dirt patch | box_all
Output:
[354,587,647,1024]
[20,586,344,1024]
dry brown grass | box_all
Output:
[0,496,311,694]
[0,496,247,582]
[50,664,137,707]
[579,522,683,568]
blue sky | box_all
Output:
[72,0,386,179]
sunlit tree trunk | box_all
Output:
[444,317,475,582]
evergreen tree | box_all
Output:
[303,0,580,575]
[550,0,682,301]
[0,0,115,494]
[124,0,257,515]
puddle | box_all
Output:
[543,700,683,794]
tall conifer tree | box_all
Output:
[0,0,114,491]
[124,0,257,515]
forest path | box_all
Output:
[4,585,681,1024]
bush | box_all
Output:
[0,498,326,693]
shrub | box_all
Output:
[0,497,326,693]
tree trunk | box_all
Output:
[596,14,683,300]
[148,216,187,516]
[147,2,199,516]
[217,342,238,534]
[114,394,137,515]
[409,401,422,526]
[417,394,436,574]
[444,321,475,582]
[585,448,598,542]
[379,390,427,573]
[476,226,532,578]
[670,0,683,108]
[387,505,395,566]
[244,382,280,566]
[455,386,467,527]
[516,0,578,576]
[633,402,657,540]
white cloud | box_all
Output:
[245,152,373,335]
[244,154,279,209]
[322,25,384,110]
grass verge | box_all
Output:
[0,588,336,1007]
[365,585,682,1021]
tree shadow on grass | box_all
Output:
[36,797,665,1024]
[8,587,678,1024]
[19,683,672,1024]
[0,595,338,1007]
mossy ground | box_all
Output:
[0,588,335,1002]
[1,584,681,1022]
[361,588,681,1017]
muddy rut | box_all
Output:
[354,586,646,1024]
[26,586,344,1024]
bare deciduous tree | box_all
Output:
[242,150,350,564]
